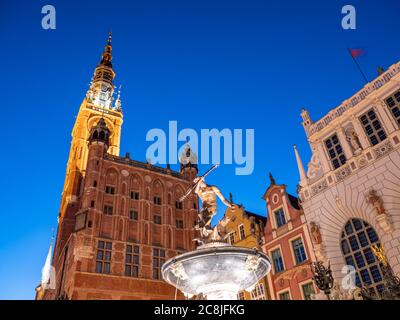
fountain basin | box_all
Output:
[162,242,271,300]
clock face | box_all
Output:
[101,85,110,92]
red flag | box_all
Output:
[349,48,365,58]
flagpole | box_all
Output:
[348,48,369,84]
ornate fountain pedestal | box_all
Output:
[162,242,271,300]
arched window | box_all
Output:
[92,130,98,140]
[99,131,105,140]
[340,218,384,296]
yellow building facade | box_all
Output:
[219,203,269,300]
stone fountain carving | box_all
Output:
[163,165,271,300]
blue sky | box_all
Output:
[0,0,399,299]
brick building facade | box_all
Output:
[36,34,198,300]
[262,174,317,300]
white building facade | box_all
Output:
[295,61,400,296]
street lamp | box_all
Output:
[311,261,334,300]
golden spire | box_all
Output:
[99,31,113,67]
[107,30,112,45]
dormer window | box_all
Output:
[274,208,286,228]
[325,134,346,169]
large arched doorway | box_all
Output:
[340,218,384,296]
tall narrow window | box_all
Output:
[105,186,115,195]
[340,219,384,297]
[125,245,139,277]
[325,134,346,169]
[251,283,266,300]
[176,219,184,229]
[301,282,315,300]
[96,241,112,274]
[175,201,183,210]
[229,232,235,244]
[130,191,140,200]
[239,224,245,240]
[385,90,400,126]
[279,291,290,300]
[292,238,307,264]
[129,210,138,220]
[154,196,162,205]
[271,248,284,273]
[359,109,387,146]
[103,205,113,215]
[152,248,165,279]
[274,208,286,228]
[154,215,162,225]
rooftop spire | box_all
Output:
[269,172,276,185]
[99,31,113,68]
[41,236,53,287]
[115,85,122,111]
[179,142,198,173]
[293,144,307,185]
[107,30,112,45]
[88,32,117,109]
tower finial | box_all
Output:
[179,142,198,173]
[115,85,122,111]
[99,31,113,67]
[269,172,276,185]
[108,30,112,45]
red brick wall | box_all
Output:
[262,184,316,300]
[52,142,198,300]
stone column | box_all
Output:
[374,98,397,134]
[336,127,353,160]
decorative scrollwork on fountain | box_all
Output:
[311,261,334,299]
